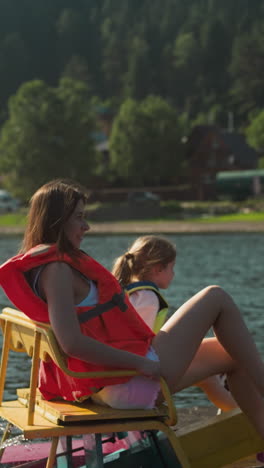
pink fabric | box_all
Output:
[91,347,160,409]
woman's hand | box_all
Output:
[138,358,161,380]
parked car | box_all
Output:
[0,189,20,213]
[127,191,160,203]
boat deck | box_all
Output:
[176,406,264,468]
[1,405,263,467]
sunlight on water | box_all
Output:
[0,434,27,450]
[0,420,28,451]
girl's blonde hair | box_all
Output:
[112,235,176,287]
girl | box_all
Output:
[113,235,176,333]
[1,179,264,438]
[112,235,237,411]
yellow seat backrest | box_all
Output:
[1,307,264,468]
[0,306,177,426]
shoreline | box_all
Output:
[89,220,264,234]
[1,220,264,235]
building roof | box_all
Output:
[186,125,259,168]
[217,169,264,180]
[220,131,259,167]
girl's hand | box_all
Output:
[138,358,161,380]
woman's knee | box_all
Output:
[203,285,223,296]
[202,285,228,303]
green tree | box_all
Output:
[200,19,231,105]
[0,78,97,201]
[0,33,29,107]
[62,55,91,85]
[171,31,202,113]
[258,157,264,169]
[230,24,264,118]
[123,36,152,100]
[56,8,86,70]
[109,95,184,186]
[56,77,98,183]
[1,0,264,129]
[245,110,264,155]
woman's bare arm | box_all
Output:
[40,262,160,377]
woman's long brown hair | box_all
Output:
[20,179,88,255]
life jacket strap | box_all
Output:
[78,291,127,323]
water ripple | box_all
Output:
[0,233,263,408]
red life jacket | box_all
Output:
[0,244,154,401]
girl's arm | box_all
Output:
[40,262,160,378]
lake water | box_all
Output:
[0,232,264,408]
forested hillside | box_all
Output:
[1,0,264,127]
[1,0,264,200]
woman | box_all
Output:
[1,179,264,438]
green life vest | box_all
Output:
[125,280,169,333]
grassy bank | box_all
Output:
[1,204,264,229]
[192,211,264,223]
[0,212,26,227]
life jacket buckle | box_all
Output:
[112,292,127,312]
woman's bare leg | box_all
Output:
[197,375,237,411]
[178,339,236,411]
[153,286,264,392]
[227,368,264,436]
[152,286,264,436]
[196,361,237,412]
[173,338,264,435]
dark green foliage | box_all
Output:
[110,96,184,186]
[0,0,263,196]
[0,78,97,201]
[0,0,262,124]
[245,110,264,155]
[230,22,264,117]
